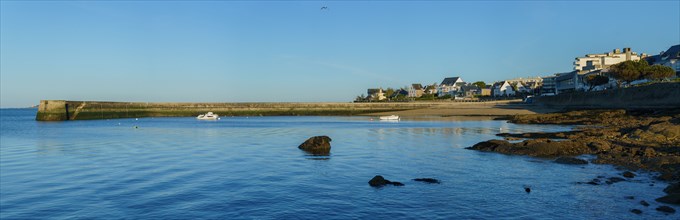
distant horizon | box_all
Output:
[2,1,679,108]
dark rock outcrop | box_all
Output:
[630,209,642,214]
[413,178,440,184]
[369,175,404,187]
[606,177,626,185]
[466,139,591,157]
[298,136,332,155]
[656,194,680,204]
[555,157,588,165]
[664,182,680,194]
[656,205,676,213]
[656,182,680,204]
[623,171,636,178]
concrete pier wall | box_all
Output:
[35,101,438,121]
[535,82,680,109]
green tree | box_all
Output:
[608,60,648,86]
[472,81,486,88]
[642,65,675,81]
[584,74,609,91]
[385,88,395,98]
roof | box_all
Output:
[460,85,479,91]
[411,84,423,90]
[424,85,437,90]
[367,88,382,94]
[440,77,461,86]
[645,55,660,64]
[661,44,680,61]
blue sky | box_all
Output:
[1,1,678,107]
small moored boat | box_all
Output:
[197,112,219,120]
[379,115,400,121]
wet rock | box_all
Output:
[630,122,680,143]
[586,181,599,185]
[606,177,626,185]
[524,187,531,193]
[640,200,650,207]
[369,175,404,187]
[298,136,331,155]
[656,194,680,204]
[624,196,635,200]
[466,140,511,152]
[391,181,405,186]
[630,209,642,214]
[413,178,440,184]
[468,139,591,157]
[555,157,588,165]
[664,182,680,194]
[587,141,611,152]
[656,205,676,213]
[623,171,636,178]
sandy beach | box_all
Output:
[363,100,561,119]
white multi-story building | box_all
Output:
[573,48,646,71]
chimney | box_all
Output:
[625,47,632,60]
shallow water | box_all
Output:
[0,109,672,219]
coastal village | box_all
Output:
[357,44,680,102]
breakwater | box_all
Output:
[535,82,680,109]
[35,101,440,121]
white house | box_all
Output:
[649,45,680,76]
[514,82,532,93]
[492,81,515,97]
[438,77,464,97]
[367,88,385,101]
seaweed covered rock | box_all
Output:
[369,175,404,187]
[467,139,590,157]
[555,157,588,165]
[298,136,332,155]
[413,178,441,184]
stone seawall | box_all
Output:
[35,101,440,121]
[535,82,680,109]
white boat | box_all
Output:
[197,112,219,120]
[379,115,400,121]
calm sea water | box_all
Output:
[0,108,671,219]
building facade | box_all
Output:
[438,77,464,97]
[367,88,385,101]
[408,84,424,98]
[573,48,646,71]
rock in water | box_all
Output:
[640,200,650,207]
[413,178,441,184]
[391,181,405,186]
[298,136,332,155]
[623,171,636,178]
[656,194,680,204]
[664,182,680,194]
[554,157,588,165]
[656,205,676,213]
[369,175,404,187]
[630,209,642,214]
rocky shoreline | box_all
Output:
[467,109,680,206]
